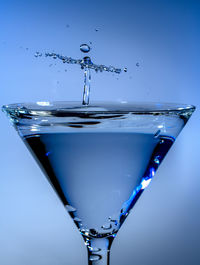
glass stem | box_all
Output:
[85,237,114,265]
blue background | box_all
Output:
[0,0,199,264]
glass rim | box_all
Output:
[2,101,196,115]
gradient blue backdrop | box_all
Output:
[0,0,199,264]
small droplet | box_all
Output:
[83,56,92,65]
[45,151,51,156]
[74,217,82,222]
[80,44,91,53]
[101,224,112,230]
[89,41,92,45]
[95,28,99,32]
[154,130,161,138]
[136,62,140,67]
[65,205,76,212]
[124,67,127,72]
[34,52,42,57]
[64,69,67,72]
[89,255,101,261]
[26,48,29,50]
[66,24,70,28]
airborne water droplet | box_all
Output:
[136,62,140,67]
[124,67,127,72]
[65,205,76,212]
[34,52,42,57]
[80,44,91,53]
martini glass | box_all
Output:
[2,101,195,265]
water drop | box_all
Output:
[101,224,112,230]
[66,24,70,28]
[124,67,127,72]
[136,62,139,67]
[89,255,101,261]
[34,52,42,57]
[95,28,99,32]
[65,205,76,212]
[80,44,91,53]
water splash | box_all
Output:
[35,49,127,106]
[44,52,123,74]
[82,57,91,105]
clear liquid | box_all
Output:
[23,132,174,238]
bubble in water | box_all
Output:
[45,151,51,156]
[34,52,42,57]
[124,67,127,72]
[101,224,112,230]
[136,62,140,67]
[89,255,101,261]
[154,156,160,164]
[88,247,101,252]
[65,205,76,212]
[80,44,91,53]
